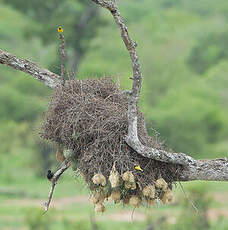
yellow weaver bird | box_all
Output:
[57,26,63,33]
[134,165,143,172]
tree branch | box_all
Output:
[126,138,196,166]
[91,1,228,181]
[59,33,66,81]
[90,0,196,166]
[43,160,70,213]
[0,49,61,88]
[179,158,228,181]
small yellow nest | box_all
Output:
[122,171,136,190]
[161,189,174,204]
[63,149,74,159]
[129,195,141,208]
[166,189,174,202]
[92,173,106,186]
[122,171,135,183]
[124,181,137,190]
[111,190,121,203]
[56,147,65,162]
[94,203,106,213]
[90,176,174,211]
[122,197,130,205]
[142,184,155,199]
[109,166,121,188]
[91,190,105,204]
[155,178,168,191]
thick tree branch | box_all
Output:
[91,1,228,180]
[179,158,228,181]
[126,138,195,166]
[90,0,196,166]
[0,49,61,88]
[43,160,70,213]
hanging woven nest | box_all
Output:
[41,77,182,211]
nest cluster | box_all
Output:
[41,77,182,211]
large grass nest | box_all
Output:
[41,77,182,210]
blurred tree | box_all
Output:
[150,80,228,156]
[171,185,212,230]
[0,121,29,154]
[0,85,45,122]
[3,0,105,75]
[159,0,228,18]
[32,139,56,177]
[25,208,52,230]
[187,30,228,74]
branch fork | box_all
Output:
[43,160,70,213]
[0,49,61,88]
[92,0,196,166]
[91,0,228,181]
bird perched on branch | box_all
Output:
[134,165,143,172]
[47,170,54,181]
[57,26,63,33]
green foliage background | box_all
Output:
[0,0,228,229]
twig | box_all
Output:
[43,160,70,213]
[59,33,66,83]
[90,213,99,230]
[0,49,61,88]
[179,182,199,213]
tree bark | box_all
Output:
[0,49,61,88]
[179,158,228,181]
[43,160,70,213]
